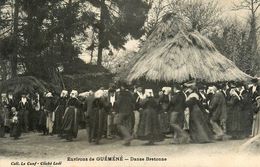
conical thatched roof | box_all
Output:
[0,76,59,95]
[127,14,252,83]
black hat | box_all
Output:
[118,81,128,89]
[196,82,206,90]
[251,78,259,84]
[184,80,196,88]
[172,82,182,90]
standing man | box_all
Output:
[106,85,117,139]
[168,83,190,144]
[249,78,260,102]
[116,82,135,146]
[208,85,229,140]
[132,86,145,138]
[18,93,31,133]
[44,92,55,135]
[0,93,9,137]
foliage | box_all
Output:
[86,0,150,65]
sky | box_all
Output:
[218,0,250,18]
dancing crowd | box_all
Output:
[0,78,260,146]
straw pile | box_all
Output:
[127,13,252,83]
[0,76,50,95]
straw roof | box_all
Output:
[127,14,252,83]
[0,76,57,95]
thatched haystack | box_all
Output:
[62,58,113,92]
[0,76,54,95]
[127,14,252,83]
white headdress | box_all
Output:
[94,90,105,98]
[46,92,53,97]
[1,93,7,97]
[60,90,68,97]
[70,90,78,98]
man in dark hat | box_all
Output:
[17,93,31,132]
[116,82,135,146]
[106,84,118,139]
[208,84,230,140]
[132,86,145,138]
[168,83,190,144]
[249,78,260,102]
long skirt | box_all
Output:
[252,111,260,137]
[88,108,105,142]
[226,107,243,138]
[0,125,4,137]
[10,123,21,139]
[189,106,213,143]
[0,114,4,137]
[54,105,66,134]
[158,111,170,134]
[39,110,47,133]
[137,108,164,142]
[61,107,79,139]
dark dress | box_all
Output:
[240,90,255,137]
[0,105,5,137]
[116,90,135,138]
[209,91,227,123]
[39,108,47,134]
[226,95,243,138]
[17,101,31,132]
[158,95,170,134]
[88,98,106,144]
[186,93,213,143]
[61,98,81,141]
[54,97,68,134]
[10,111,22,139]
[137,97,164,143]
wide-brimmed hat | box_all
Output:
[251,78,259,84]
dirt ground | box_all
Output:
[0,130,259,167]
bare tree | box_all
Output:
[233,0,260,74]
[146,0,168,35]
[168,0,222,33]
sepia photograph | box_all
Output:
[0,0,260,166]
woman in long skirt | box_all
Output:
[10,107,22,139]
[186,87,213,143]
[158,92,170,134]
[54,90,68,136]
[240,89,255,138]
[226,89,243,139]
[0,105,5,137]
[88,97,106,144]
[138,95,164,145]
[252,96,260,137]
[61,91,81,141]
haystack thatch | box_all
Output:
[63,59,113,92]
[0,76,52,95]
[127,14,252,83]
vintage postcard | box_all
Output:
[0,0,260,166]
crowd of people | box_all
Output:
[0,78,260,146]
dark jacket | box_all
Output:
[168,91,186,113]
[116,90,134,114]
[209,91,227,122]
